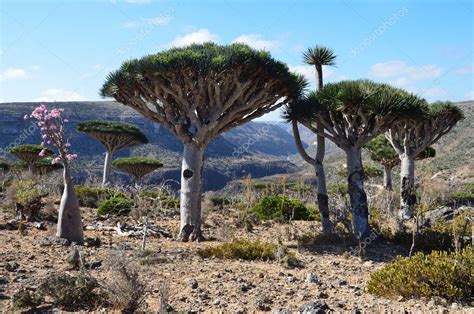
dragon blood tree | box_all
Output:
[385,101,463,219]
[77,120,148,185]
[289,45,336,236]
[101,43,302,241]
[25,105,84,244]
[34,156,64,176]
[9,144,53,173]
[285,80,426,239]
[112,157,163,186]
[365,135,436,191]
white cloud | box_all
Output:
[465,90,474,100]
[232,34,279,50]
[289,64,335,88]
[455,63,474,75]
[369,60,443,80]
[0,68,27,81]
[34,89,86,102]
[420,87,447,98]
[122,14,171,28]
[168,29,218,47]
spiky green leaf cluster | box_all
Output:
[428,101,464,120]
[364,135,398,162]
[284,80,428,122]
[112,157,163,168]
[77,120,148,143]
[302,45,337,66]
[101,42,303,100]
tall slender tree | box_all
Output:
[77,121,148,185]
[290,45,336,235]
[365,135,436,191]
[385,101,463,219]
[286,80,426,239]
[101,43,302,241]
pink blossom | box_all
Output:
[23,114,30,120]
[39,149,46,157]
[41,134,48,139]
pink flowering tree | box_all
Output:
[25,105,84,244]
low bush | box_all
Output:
[97,196,132,216]
[367,248,474,302]
[75,185,122,208]
[211,196,232,209]
[139,190,179,210]
[197,239,277,261]
[103,251,147,312]
[337,164,382,179]
[12,288,44,310]
[250,194,317,221]
[38,272,101,310]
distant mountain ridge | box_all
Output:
[0,101,305,190]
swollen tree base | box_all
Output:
[56,168,84,244]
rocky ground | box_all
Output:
[0,206,472,313]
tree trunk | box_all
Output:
[383,164,393,191]
[399,154,416,220]
[178,141,205,242]
[57,166,84,244]
[316,122,331,236]
[102,150,113,186]
[346,147,370,240]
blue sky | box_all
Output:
[1,0,473,120]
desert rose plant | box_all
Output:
[25,105,84,243]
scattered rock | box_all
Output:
[450,303,459,310]
[35,236,70,247]
[189,279,199,289]
[287,276,296,283]
[300,300,330,314]
[306,272,320,284]
[213,299,220,306]
[0,277,8,285]
[5,262,19,272]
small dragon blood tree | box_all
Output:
[77,120,148,185]
[385,101,463,219]
[34,156,64,176]
[9,144,52,173]
[112,157,163,186]
[25,105,83,244]
[101,42,302,241]
[365,135,436,191]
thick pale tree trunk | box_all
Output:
[316,123,331,236]
[178,141,205,242]
[383,164,393,191]
[399,154,416,220]
[346,147,370,240]
[57,166,84,244]
[102,150,113,185]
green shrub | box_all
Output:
[12,288,44,309]
[75,186,122,208]
[197,239,277,260]
[250,194,315,221]
[328,182,348,196]
[38,272,101,310]
[286,182,312,192]
[15,179,42,206]
[211,196,231,209]
[449,191,474,204]
[337,164,382,179]
[97,197,132,216]
[139,190,179,209]
[367,248,474,301]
